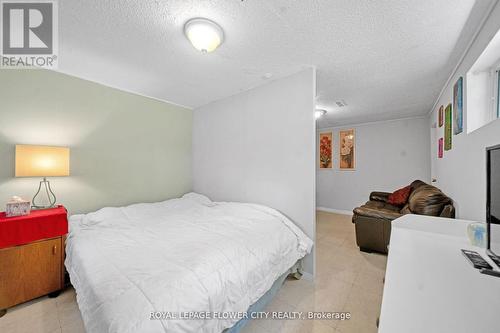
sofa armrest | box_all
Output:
[440,204,455,218]
[369,191,391,202]
[353,206,402,221]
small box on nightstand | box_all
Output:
[5,196,31,217]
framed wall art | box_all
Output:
[319,132,333,168]
[438,138,443,158]
[339,129,355,170]
[445,103,452,151]
[453,77,463,134]
[438,105,444,127]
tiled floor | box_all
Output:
[241,212,387,333]
[0,211,386,333]
[0,287,84,333]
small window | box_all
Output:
[466,26,500,133]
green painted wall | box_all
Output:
[0,70,192,214]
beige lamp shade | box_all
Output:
[15,145,70,177]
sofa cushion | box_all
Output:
[369,191,391,202]
[408,185,452,216]
[363,200,401,212]
[410,180,427,191]
[400,203,412,215]
[353,206,403,221]
[387,185,412,206]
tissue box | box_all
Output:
[6,198,31,217]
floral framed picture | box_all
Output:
[319,132,333,169]
[339,129,355,170]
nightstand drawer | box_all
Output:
[0,237,63,309]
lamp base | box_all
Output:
[32,177,57,209]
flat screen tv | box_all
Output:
[487,144,500,259]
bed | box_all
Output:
[65,193,313,333]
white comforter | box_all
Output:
[66,193,313,333]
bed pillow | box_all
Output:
[387,185,412,206]
[182,192,216,206]
[80,207,127,226]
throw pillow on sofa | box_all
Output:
[387,185,412,206]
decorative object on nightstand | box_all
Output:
[0,206,68,317]
[5,196,31,217]
[15,145,70,209]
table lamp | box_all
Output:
[15,145,70,209]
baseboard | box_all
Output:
[316,207,353,215]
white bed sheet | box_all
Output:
[65,193,313,333]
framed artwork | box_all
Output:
[319,132,333,168]
[497,70,500,117]
[445,103,452,151]
[438,138,443,158]
[453,77,463,134]
[339,129,355,170]
[438,105,444,127]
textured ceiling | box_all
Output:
[57,0,495,127]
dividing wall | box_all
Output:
[192,69,316,276]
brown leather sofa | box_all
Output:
[352,180,455,253]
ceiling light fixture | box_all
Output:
[315,109,327,119]
[184,18,224,53]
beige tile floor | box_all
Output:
[0,211,386,333]
[242,212,387,333]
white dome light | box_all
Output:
[315,109,327,119]
[184,18,224,53]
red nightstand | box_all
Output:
[0,206,68,317]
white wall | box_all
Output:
[467,71,492,132]
[430,1,500,222]
[0,70,192,215]
[317,117,431,212]
[192,69,316,276]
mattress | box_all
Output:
[65,193,313,333]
